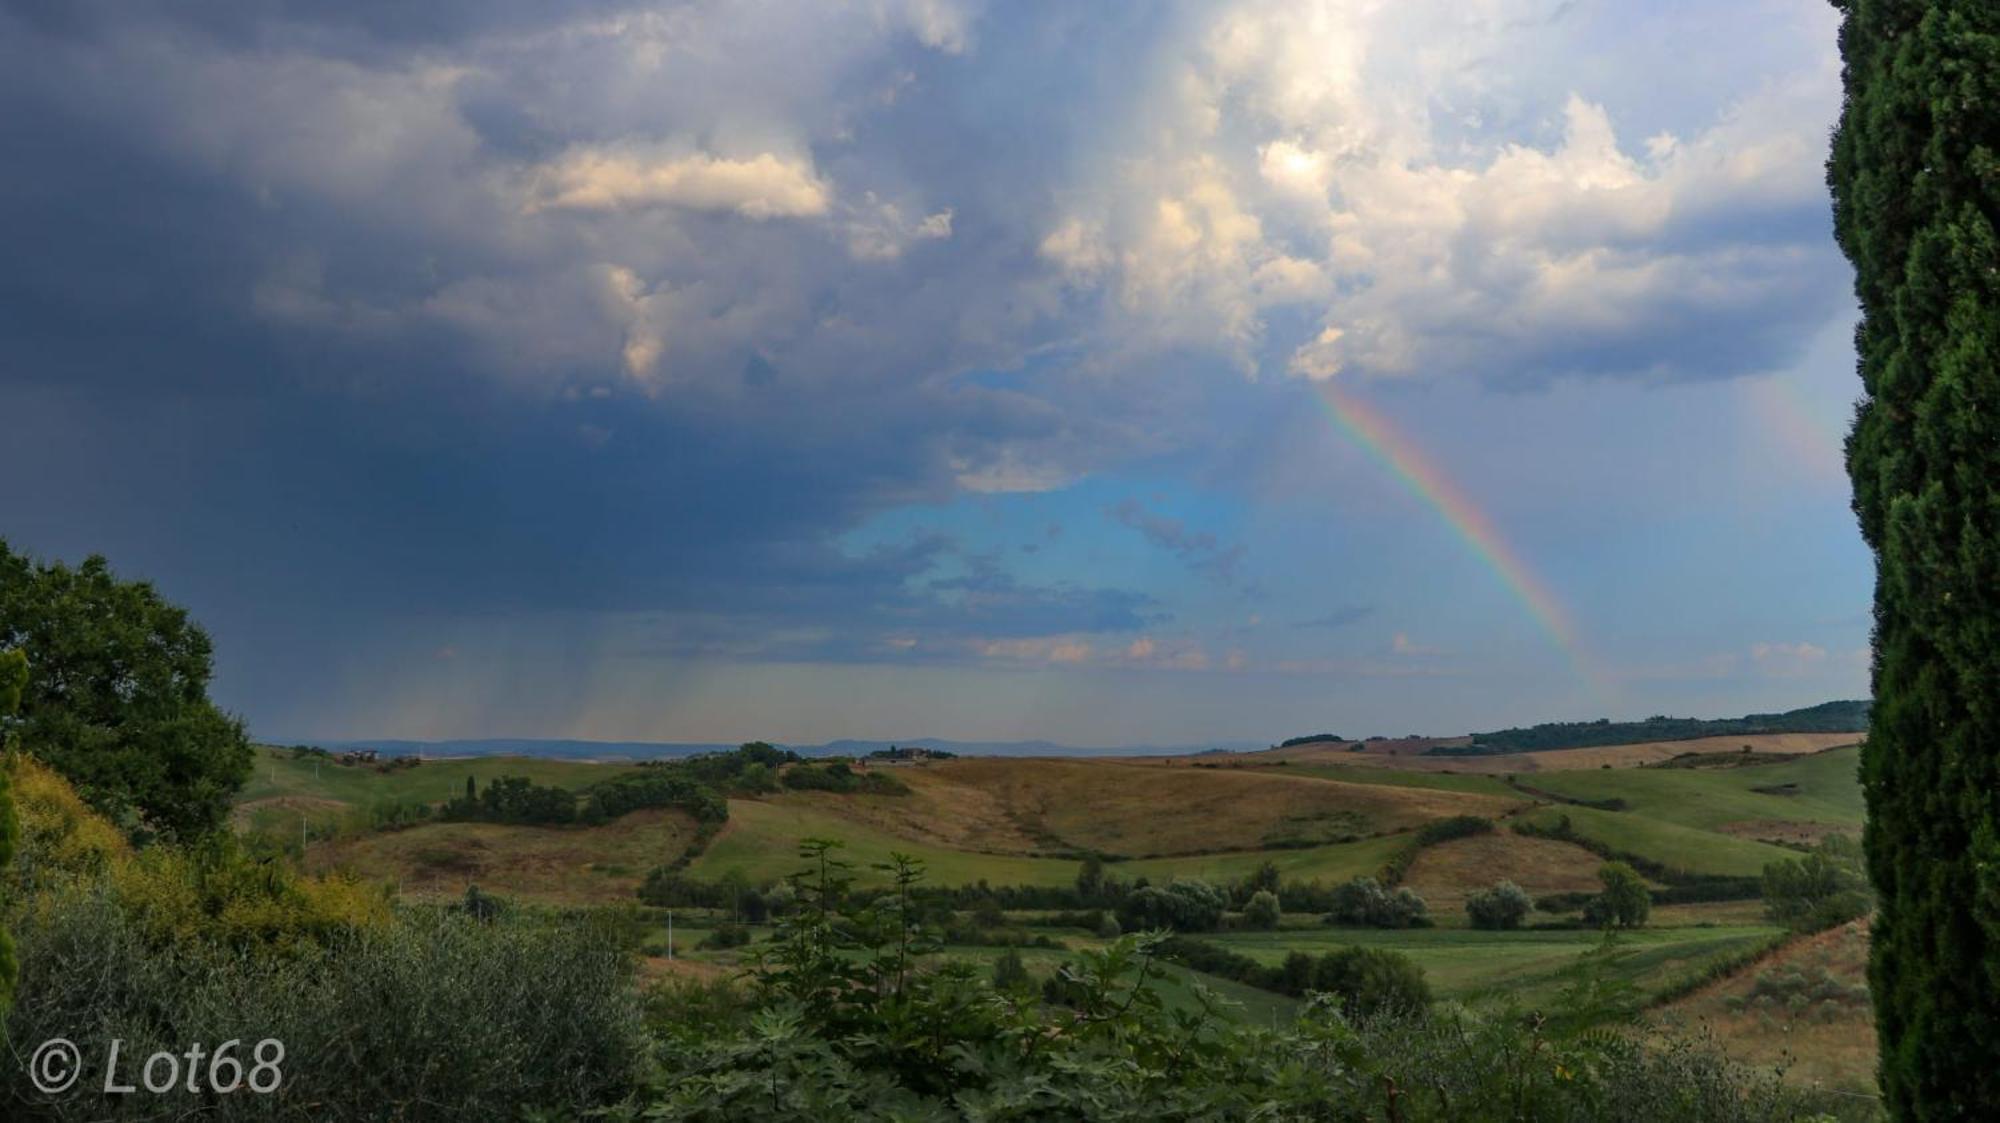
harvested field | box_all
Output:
[1401,832,1607,917]
[310,808,700,905]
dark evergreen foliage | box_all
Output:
[1827,1,2000,1114]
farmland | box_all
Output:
[238,735,1875,1094]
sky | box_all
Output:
[0,0,1873,746]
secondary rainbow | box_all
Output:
[1311,381,1595,681]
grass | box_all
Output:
[239,746,631,821]
[1267,763,1518,797]
[1515,805,1805,878]
[894,757,1522,857]
[309,808,700,905]
[1655,920,1876,1094]
[689,794,1421,890]
[691,798,1084,887]
[1513,747,1864,834]
[1208,924,1786,1007]
[230,742,1873,1101]
[1119,834,1409,887]
[1402,832,1608,919]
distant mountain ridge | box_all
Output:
[267,735,1270,761]
[274,699,1870,762]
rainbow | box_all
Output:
[1310,381,1597,685]
[1745,376,1847,486]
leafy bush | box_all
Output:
[1117,878,1226,933]
[1325,876,1429,929]
[1761,836,1872,931]
[4,766,637,1121]
[990,948,1031,992]
[1310,945,1433,1017]
[3,894,643,1121]
[780,761,908,795]
[1242,889,1281,930]
[440,774,578,825]
[582,769,729,824]
[1583,862,1652,929]
[1465,880,1533,930]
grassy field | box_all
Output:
[1402,832,1608,918]
[1516,746,1864,835]
[1208,924,1786,1006]
[1657,921,1876,1095]
[691,798,1083,886]
[238,737,1873,1091]
[252,740,1845,895]
[894,757,1523,857]
[1512,804,1805,878]
[310,809,699,905]
[1249,733,1862,774]
[236,746,633,835]
[1253,762,1518,797]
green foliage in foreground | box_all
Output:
[625,842,1848,1121]
[1829,1,2000,1115]
[1,815,1859,1121]
[0,542,253,841]
[3,893,642,1120]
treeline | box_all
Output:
[1276,732,1346,748]
[1161,936,1431,1009]
[438,743,905,828]
[1449,700,1871,755]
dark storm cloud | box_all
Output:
[0,0,1861,740]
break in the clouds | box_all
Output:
[0,1,1869,743]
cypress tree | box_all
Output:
[1827,2,2000,1115]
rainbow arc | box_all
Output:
[1311,382,1602,692]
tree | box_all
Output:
[0,542,253,840]
[1762,839,1871,931]
[1828,2,2000,1114]
[1246,860,1281,896]
[1325,877,1427,929]
[1242,890,1281,930]
[991,948,1031,993]
[1585,863,1649,929]
[1310,946,1432,1018]
[465,775,476,803]
[1465,880,1532,931]
[1118,878,1226,933]
[1075,854,1105,902]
